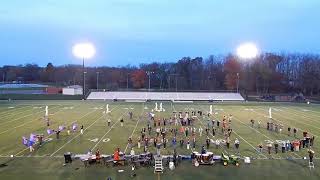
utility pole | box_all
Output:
[84,71,87,97]
[96,72,99,90]
[146,71,154,91]
[236,73,240,93]
[175,76,178,92]
[168,75,170,90]
[82,58,85,99]
[127,73,130,90]
[168,74,179,92]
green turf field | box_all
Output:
[0,100,319,180]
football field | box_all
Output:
[0,100,319,180]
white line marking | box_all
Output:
[268,109,320,130]
[124,103,145,154]
[192,104,265,158]
[49,105,120,157]
[2,105,39,116]
[281,107,320,124]
[223,108,302,158]
[0,105,31,116]
[0,105,46,125]
[14,108,99,156]
[253,108,319,137]
[0,106,63,135]
[50,115,104,157]
[91,106,131,151]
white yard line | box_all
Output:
[0,105,31,116]
[195,104,265,158]
[223,108,302,159]
[223,109,272,140]
[0,155,62,158]
[1,105,40,118]
[50,115,104,157]
[267,109,320,130]
[0,105,46,125]
[91,106,131,151]
[174,103,194,154]
[171,102,176,112]
[124,103,145,154]
[281,107,320,124]
[231,130,268,158]
[252,108,319,138]
[0,105,63,135]
[14,107,100,156]
[287,105,320,115]
[0,103,64,106]
[49,105,120,157]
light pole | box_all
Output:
[175,75,178,92]
[236,73,240,93]
[168,75,170,90]
[236,42,259,94]
[96,72,100,90]
[207,73,215,90]
[169,74,179,92]
[127,73,130,90]
[72,43,96,99]
[146,71,154,91]
[84,71,87,96]
[82,58,85,98]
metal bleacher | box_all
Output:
[86,91,244,101]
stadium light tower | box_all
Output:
[146,71,154,92]
[236,42,258,59]
[168,74,179,92]
[72,43,96,99]
[127,73,130,90]
[96,72,100,90]
[236,73,240,93]
[236,42,259,93]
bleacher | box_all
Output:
[87,91,244,101]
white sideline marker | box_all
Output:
[269,107,272,119]
[45,106,48,117]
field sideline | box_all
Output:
[0,100,319,180]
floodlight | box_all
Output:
[236,43,258,59]
[72,43,96,59]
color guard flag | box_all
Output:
[58,125,65,131]
[47,129,53,135]
[29,133,36,146]
[72,123,78,131]
[22,136,28,146]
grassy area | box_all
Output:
[0,101,319,179]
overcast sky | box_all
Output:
[0,0,319,67]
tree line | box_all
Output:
[0,53,319,96]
